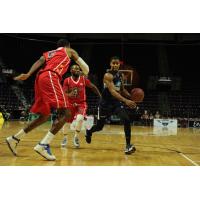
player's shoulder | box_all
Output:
[63,76,70,83]
[66,48,78,59]
[67,48,78,55]
[80,75,89,83]
[69,47,77,53]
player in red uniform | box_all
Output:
[61,64,101,148]
[6,39,90,161]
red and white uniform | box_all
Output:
[30,47,71,116]
[63,76,91,122]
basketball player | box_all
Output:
[85,56,137,154]
[6,39,90,161]
[61,64,101,148]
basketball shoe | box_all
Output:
[6,136,20,156]
[73,136,80,148]
[61,136,67,147]
[85,130,92,144]
[34,143,56,161]
[125,144,136,155]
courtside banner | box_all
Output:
[153,119,177,128]
[189,120,200,128]
[153,119,177,135]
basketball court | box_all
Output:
[0,121,200,166]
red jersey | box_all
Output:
[63,76,91,104]
[40,47,71,80]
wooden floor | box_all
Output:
[0,121,200,166]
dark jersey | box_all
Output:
[102,70,123,103]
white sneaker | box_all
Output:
[6,136,20,156]
[124,144,136,155]
[61,137,67,147]
[34,143,56,161]
[73,136,80,148]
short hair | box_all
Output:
[70,64,80,70]
[110,56,120,62]
[56,39,70,48]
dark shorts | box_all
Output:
[30,71,69,116]
[98,99,137,121]
[99,99,125,118]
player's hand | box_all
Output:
[124,99,136,109]
[13,73,30,81]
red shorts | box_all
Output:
[30,71,69,116]
[67,102,87,123]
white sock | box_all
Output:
[14,129,26,140]
[62,124,66,134]
[40,131,55,144]
[74,130,80,138]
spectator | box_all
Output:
[141,110,149,126]
[154,111,161,119]
[149,113,154,126]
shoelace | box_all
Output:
[40,144,52,155]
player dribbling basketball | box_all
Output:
[85,56,137,154]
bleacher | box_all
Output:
[1,77,200,123]
[137,91,159,115]
[0,83,24,110]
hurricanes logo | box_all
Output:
[71,87,78,97]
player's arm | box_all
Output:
[87,82,102,98]
[104,73,136,108]
[120,74,132,99]
[70,49,89,75]
[13,56,45,81]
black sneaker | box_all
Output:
[85,130,92,144]
[125,144,136,155]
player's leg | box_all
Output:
[34,108,71,160]
[73,104,87,148]
[50,108,71,133]
[6,114,49,156]
[38,108,71,147]
[6,73,51,156]
[61,123,68,147]
[85,104,108,144]
[72,114,83,148]
[60,104,74,147]
[33,71,72,160]
[51,111,67,147]
[115,106,136,154]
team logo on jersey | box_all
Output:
[48,50,56,58]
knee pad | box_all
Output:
[76,114,84,122]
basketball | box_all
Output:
[131,88,144,102]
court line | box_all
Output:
[178,152,199,166]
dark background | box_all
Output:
[1,33,200,90]
[1,33,200,122]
